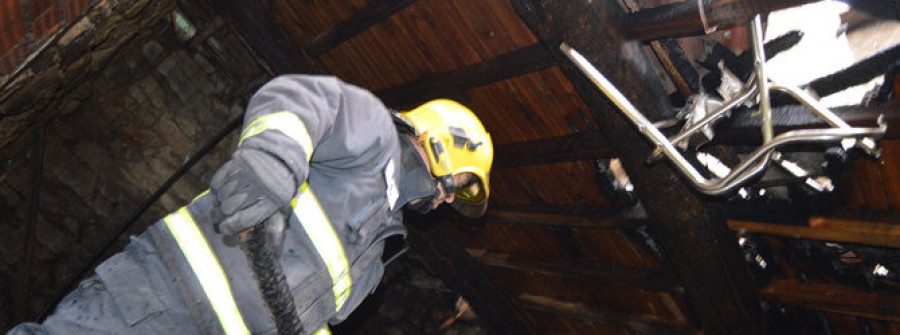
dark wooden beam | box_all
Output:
[406,217,536,334]
[716,104,900,145]
[483,207,648,229]
[210,0,317,74]
[624,0,818,42]
[516,293,695,334]
[468,249,680,293]
[305,0,419,57]
[728,217,900,249]
[511,0,765,333]
[494,132,613,168]
[375,43,556,108]
[761,279,900,323]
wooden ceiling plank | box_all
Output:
[516,293,696,334]
[469,249,680,293]
[729,218,900,249]
[374,43,555,108]
[305,0,419,58]
[510,1,766,333]
[483,207,647,229]
[761,279,900,324]
[495,132,612,168]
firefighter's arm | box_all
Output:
[210,75,370,234]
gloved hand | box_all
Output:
[210,148,297,235]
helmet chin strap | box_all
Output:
[437,175,456,194]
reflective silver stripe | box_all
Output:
[239,112,314,161]
[164,207,250,335]
[291,182,352,312]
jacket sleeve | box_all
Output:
[237,74,390,189]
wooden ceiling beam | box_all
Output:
[516,293,695,334]
[716,104,900,145]
[728,217,900,249]
[511,0,766,333]
[624,0,818,42]
[305,0,419,58]
[468,249,681,293]
[494,132,613,169]
[375,43,556,108]
[406,218,536,334]
[761,279,900,324]
[482,207,649,229]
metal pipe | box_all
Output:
[560,43,886,196]
[771,83,879,156]
[647,81,758,163]
[750,15,773,143]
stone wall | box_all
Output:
[0,0,270,329]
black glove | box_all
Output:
[210,148,296,235]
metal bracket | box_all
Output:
[560,15,886,196]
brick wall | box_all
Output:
[0,0,271,329]
[0,0,94,74]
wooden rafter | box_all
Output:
[624,0,818,42]
[375,43,556,108]
[494,132,613,169]
[468,249,680,293]
[761,279,900,324]
[728,217,900,249]
[482,207,648,229]
[516,293,695,334]
[305,0,419,57]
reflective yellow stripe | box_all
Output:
[239,112,314,161]
[313,325,331,335]
[291,182,352,311]
[164,207,250,335]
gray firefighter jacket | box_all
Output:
[9,75,436,335]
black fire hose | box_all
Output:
[239,218,303,335]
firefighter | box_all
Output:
[9,75,493,334]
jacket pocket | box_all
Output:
[345,199,385,245]
[96,248,166,326]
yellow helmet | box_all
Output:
[399,99,493,218]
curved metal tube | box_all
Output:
[770,83,880,157]
[560,42,887,196]
[647,80,758,163]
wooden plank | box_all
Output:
[305,0,419,57]
[516,293,696,334]
[494,132,613,168]
[760,279,900,324]
[728,218,900,248]
[716,104,900,145]
[375,43,556,108]
[406,218,536,334]
[624,0,818,42]
[510,0,766,333]
[468,249,680,293]
[483,207,648,229]
[210,0,316,74]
